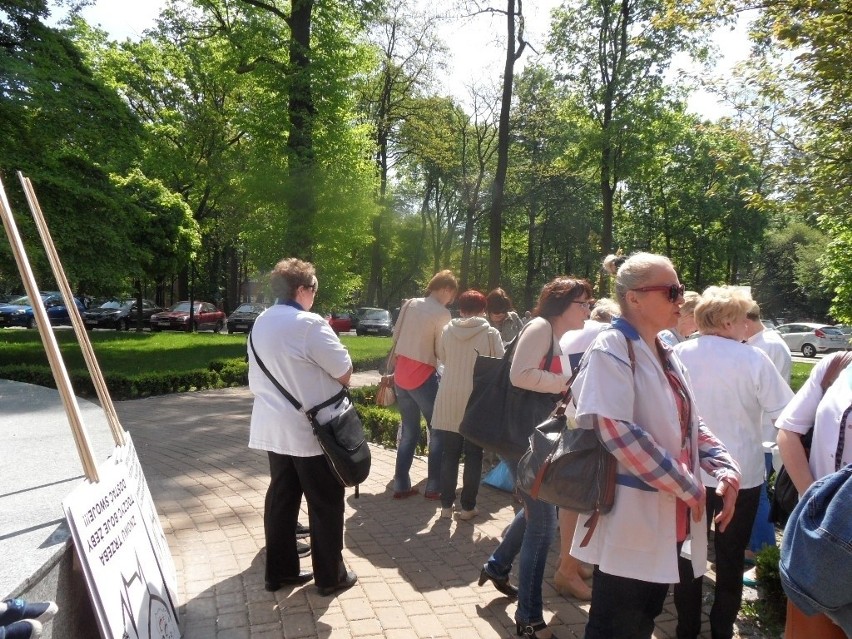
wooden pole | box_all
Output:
[18,173,126,446]
[0,176,99,481]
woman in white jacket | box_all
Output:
[432,290,504,520]
[570,253,741,639]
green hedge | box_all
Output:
[0,359,248,400]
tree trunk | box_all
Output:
[488,0,521,290]
[285,0,316,259]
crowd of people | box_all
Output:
[246,254,851,639]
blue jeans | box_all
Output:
[748,452,776,553]
[394,374,442,493]
[483,463,557,624]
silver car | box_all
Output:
[773,322,850,358]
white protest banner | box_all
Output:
[63,459,180,639]
[112,434,179,620]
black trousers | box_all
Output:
[265,451,345,588]
[674,485,761,639]
[584,567,670,639]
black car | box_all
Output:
[355,308,393,336]
[226,303,267,334]
[83,299,164,330]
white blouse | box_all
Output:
[776,356,852,480]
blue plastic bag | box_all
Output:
[482,459,515,492]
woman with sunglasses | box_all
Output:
[672,286,793,639]
[568,253,742,639]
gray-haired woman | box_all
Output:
[248,258,357,597]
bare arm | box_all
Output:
[336,366,353,387]
[777,428,815,495]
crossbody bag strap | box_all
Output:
[248,333,303,411]
[386,300,412,374]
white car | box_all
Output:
[773,322,850,358]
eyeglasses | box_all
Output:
[630,284,685,303]
[570,300,595,310]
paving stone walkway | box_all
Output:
[114,383,769,639]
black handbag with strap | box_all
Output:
[770,350,852,525]
[459,323,561,461]
[249,335,371,491]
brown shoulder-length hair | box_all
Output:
[532,277,594,319]
[485,288,514,315]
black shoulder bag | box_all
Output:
[249,336,371,493]
[459,323,561,461]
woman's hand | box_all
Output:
[691,483,706,523]
[713,478,738,532]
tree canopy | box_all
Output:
[0,0,848,321]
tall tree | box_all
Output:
[549,0,716,285]
[0,2,144,294]
[359,0,445,305]
[750,1,852,320]
[486,0,527,289]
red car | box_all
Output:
[150,301,225,332]
[325,311,354,334]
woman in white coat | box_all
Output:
[569,253,741,639]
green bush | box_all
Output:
[754,544,787,634]
[356,403,401,449]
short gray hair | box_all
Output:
[270,258,317,301]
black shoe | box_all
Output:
[296,522,310,539]
[516,620,558,638]
[478,566,518,599]
[265,571,314,591]
[297,541,311,557]
[317,570,357,597]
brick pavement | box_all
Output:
[115,385,767,639]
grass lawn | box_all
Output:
[0,330,392,376]
[0,328,814,391]
[790,361,813,393]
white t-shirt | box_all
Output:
[559,320,607,370]
[248,304,352,457]
[776,356,852,480]
[674,335,793,488]
[747,329,792,444]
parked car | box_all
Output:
[226,303,267,334]
[355,308,393,336]
[0,292,84,328]
[834,324,852,336]
[354,306,383,328]
[150,301,225,333]
[325,311,354,334]
[774,322,850,357]
[83,298,164,330]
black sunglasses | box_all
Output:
[631,283,685,303]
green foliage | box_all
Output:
[753,544,787,635]
[790,362,813,393]
[111,168,201,284]
[0,6,144,294]
[751,2,852,321]
[355,400,402,450]
[751,222,833,322]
